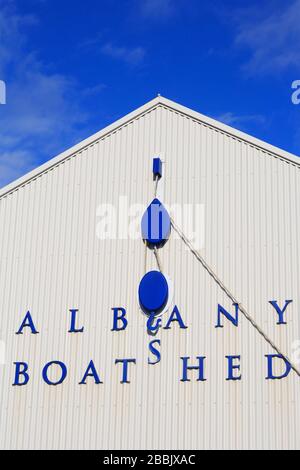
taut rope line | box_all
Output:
[170,217,300,378]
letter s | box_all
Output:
[148,339,161,365]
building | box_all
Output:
[0,96,300,450]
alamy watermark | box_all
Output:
[0,80,6,105]
[291,80,300,105]
[96,196,205,250]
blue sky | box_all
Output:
[0,0,299,188]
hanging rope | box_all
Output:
[151,174,163,273]
[153,245,163,273]
[170,217,300,378]
[144,174,160,275]
[154,175,159,198]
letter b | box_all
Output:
[13,362,29,386]
[111,307,127,331]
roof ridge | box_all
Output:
[0,96,161,200]
[0,95,299,200]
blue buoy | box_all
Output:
[138,271,169,315]
[153,157,162,178]
[141,198,171,246]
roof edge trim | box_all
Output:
[0,96,162,199]
[159,96,300,165]
[0,95,299,199]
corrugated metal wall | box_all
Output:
[0,102,300,449]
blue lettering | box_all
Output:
[226,355,242,381]
[79,360,102,385]
[180,356,206,382]
[269,300,292,325]
[164,306,187,330]
[111,308,128,331]
[147,314,162,333]
[216,303,239,328]
[68,309,84,333]
[42,361,67,386]
[265,354,292,380]
[16,311,39,335]
[115,359,136,384]
[148,340,161,365]
[13,362,29,386]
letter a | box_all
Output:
[16,311,39,335]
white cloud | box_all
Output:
[0,150,36,187]
[0,1,37,74]
[216,112,266,127]
[101,42,146,65]
[0,1,91,189]
[235,0,300,74]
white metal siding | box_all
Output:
[0,102,300,449]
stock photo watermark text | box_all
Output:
[96,196,205,250]
[0,80,6,105]
[291,80,300,105]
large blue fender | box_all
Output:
[138,270,169,315]
[141,198,171,246]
